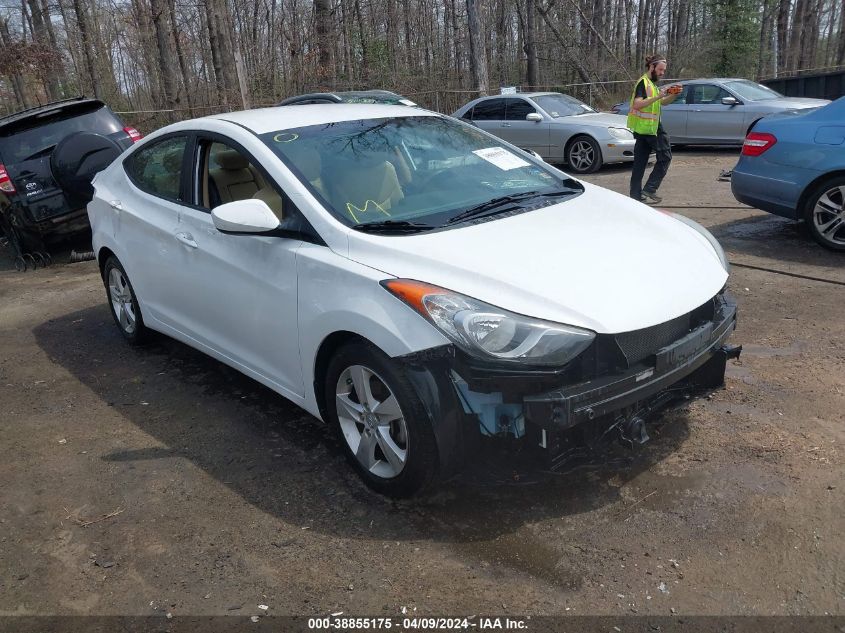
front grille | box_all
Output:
[614,313,692,366]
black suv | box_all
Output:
[0,97,141,270]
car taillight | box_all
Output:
[742,132,777,157]
[124,126,143,142]
[0,164,16,193]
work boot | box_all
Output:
[641,191,662,204]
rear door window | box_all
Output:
[471,99,507,121]
[124,136,188,201]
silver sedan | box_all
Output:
[452,92,635,173]
[611,78,829,145]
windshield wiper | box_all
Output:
[352,220,436,234]
[446,190,574,225]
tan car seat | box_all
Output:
[329,159,404,222]
[252,187,284,220]
[287,146,326,196]
[210,149,262,203]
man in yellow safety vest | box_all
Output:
[628,54,681,204]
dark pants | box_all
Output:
[629,128,672,199]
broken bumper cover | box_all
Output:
[524,295,740,430]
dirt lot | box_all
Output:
[1,149,843,621]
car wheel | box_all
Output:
[103,256,148,343]
[803,177,845,251]
[566,135,602,173]
[324,341,439,497]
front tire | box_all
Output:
[566,135,602,174]
[803,177,845,251]
[102,256,148,343]
[324,341,439,497]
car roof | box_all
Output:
[0,97,105,132]
[470,92,561,100]
[278,90,407,105]
[200,104,437,135]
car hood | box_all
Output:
[762,97,830,109]
[554,112,630,128]
[345,183,728,334]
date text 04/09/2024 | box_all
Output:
[306,617,529,630]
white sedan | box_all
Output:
[88,104,739,496]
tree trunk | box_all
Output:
[26,0,62,99]
[0,18,30,108]
[314,0,332,80]
[72,0,102,99]
[169,0,194,115]
[524,0,539,88]
[838,0,845,64]
[466,0,489,95]
[776,0,790,72]
[537,2,591,83]
[150,0,178,116]
[202,0,227,105]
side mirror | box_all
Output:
[526,112,543,122]
[212,199,281,234]
[721,96,739,106]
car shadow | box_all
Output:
[710,214,844,270]
[34,305,694,546]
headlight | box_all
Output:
[608,127,634,140]
[665,212,730,273]
[382,279,595,366]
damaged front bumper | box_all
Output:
[399,291,740,475]
[523,296,740,431]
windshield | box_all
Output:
[723,80,783,101]
[532,94,596,117]
[260,116,582,232]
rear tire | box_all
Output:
[324,341,439,497]
[102,256,148,343]
[803,176,845,251]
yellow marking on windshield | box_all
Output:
[273,132,300,143]
[346,199,392,223]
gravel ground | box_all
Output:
[0,149,843,621]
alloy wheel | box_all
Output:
[569,140,595,172]
[811,185,845,247]
[335,364,408,479]
[108,267,137,335]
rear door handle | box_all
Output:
[175,232,198,248]
[502,123,512,127]
[109,200,122,211]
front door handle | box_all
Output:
[175,232,198,248]
[502,123,512,127]
[109,200,122,212]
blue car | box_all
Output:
[731,97,845,251]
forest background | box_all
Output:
[0,0,843,129]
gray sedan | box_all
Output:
[611,78,829,145]
[452,92,635,173]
